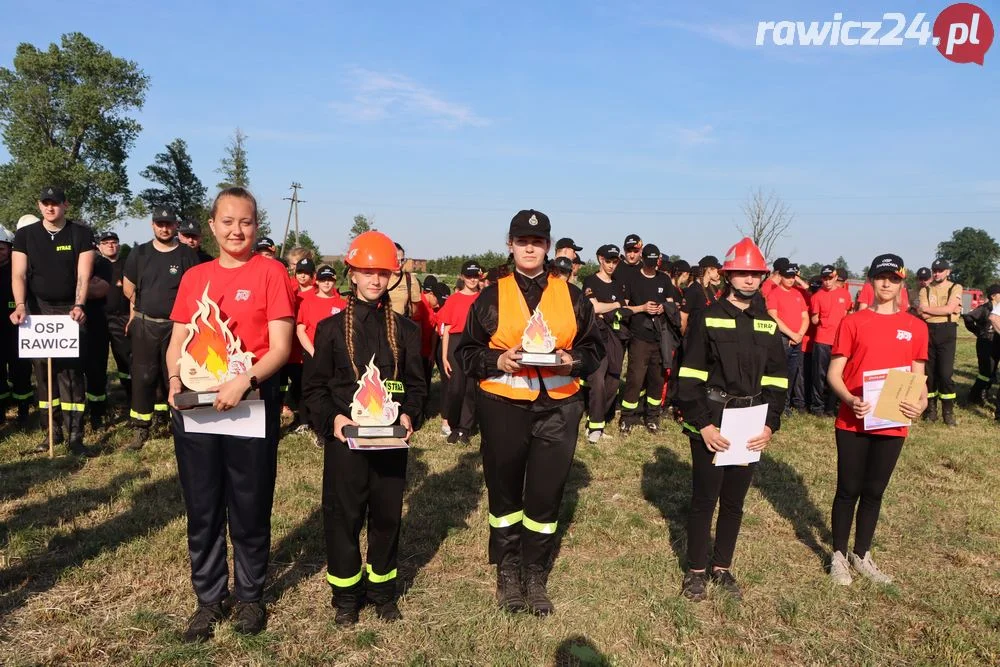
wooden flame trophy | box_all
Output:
[343,356,408,446]
[174,285,258,409]
[518,309,561,366]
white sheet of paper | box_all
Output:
[862,367,911,431]
[182,400,266,438]
[714,404,768,467]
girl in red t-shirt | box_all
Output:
[436,261,482,443]
[165,187,295,641]
[296,265,347,439]
[826,254,928,587]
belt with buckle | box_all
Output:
[706,387,762,409]
[134,311,172,323]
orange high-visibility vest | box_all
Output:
[480,274,580,401]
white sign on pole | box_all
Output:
[18,315,80,359]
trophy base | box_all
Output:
[174,389,259,409]
[344,424,408,439]
[519,352,562,366]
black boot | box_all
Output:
[522,564,554,616]
[231,600,267,635]
[941,399,957,427]
[182,600,227,643]
[34,419,64,453]
[496,557,527,614]
[968,383,986,406]
[331,582,365,627]
[923,397,938,422]
[367,580,402,622]
[68,432,96,457]
[89,403,107,431]
[128,427,149,452]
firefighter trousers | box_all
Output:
[1,324,33,407]
[926,323,957,401]
[443,335,476,432]
[107,313,132,402]
[322,437,408,602]
[971,337,997,395]
[585,329,623,431]
[620,338,664,425]
[84,313,109,418]
[172,379,281,604]
[31,300,86,439]
[129,316,171,427]
[477,392,583,569]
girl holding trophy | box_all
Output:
[166,187,295,641]
[303,230,426,626]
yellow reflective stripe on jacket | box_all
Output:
[326,568,364,588]
[678,366,709,381]
[761,376,788,389]
[489,510,524,528]
[705,318,736,329]
[130,409,153,421]
[523,515,558,535]
[366,564,397,583]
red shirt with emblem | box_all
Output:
[435,291,479,335]
[765,285,808,337]
[170,254,296,361]
[297,291,348,345]
[832,309,928,437]
[810,286,852,345]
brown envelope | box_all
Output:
[873,369,923,424]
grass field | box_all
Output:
[1,338,998,666]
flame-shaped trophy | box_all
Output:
[175,284,258,408]
[519,309,561,366]
[343,356,408,446]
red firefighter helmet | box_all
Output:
[346,231,400,272]
[721,237,768,273]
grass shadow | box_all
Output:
[0,474,184,620]
[753,455,831,565]
[0,456,87,504]
[549,457,592,567]
[640,446,692,572]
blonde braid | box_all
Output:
[383,294,400,379]
[345,294,360,380]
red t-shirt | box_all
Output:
[810,286,852,345]
[435,291,479,335]
[857,282,909,310]
[296,291,348,345]
[410,293,439,358]
[766,285,808,336]
[761,278,779,299]
[170,254,296,362]
[832,309,929,437]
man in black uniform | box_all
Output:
[619,244,679,433]
[84,237,113,429]
[581,244,627,441]
[1,226,33,425]
[177,219,215,263]
[966,284,1000,406]
[614,233,643,282]
[681,256,722,335]
[97,231,132,412]
[123,206,199,450]
[10,186,96,455]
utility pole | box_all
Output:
[279,182,306,259]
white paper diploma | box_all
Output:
[182,399,266,438]
[862,367,910,431]
[714,404,768,467]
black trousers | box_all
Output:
[781,335,805,410]
[926,323,957,400]
[1,324,33,406]
[621,338,664,424]
[107,313,132,403]
[31,300,86,439]
[442,335,476,432]
[477,392,583,568]
[585,328,623,431]
[84,313,109,416]
[686,435,756,570]
[299,352,314,428]
[810,342,838,414]
[971,337,998,394]
[322,437,408,601]
[173,381,281,604]
[278,362,303,411]
[831,429,904,556]
[129,316,171,427]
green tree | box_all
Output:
[215,127,269,235]
[292,229,322,261]
[936,227,1000,288]
[349,214,374,240]
[833,256,851,279]
[0,32,149,229]
[139,138,207,220]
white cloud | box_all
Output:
[650,19,755,48]
[673,124,716,146]
[330,67,490,128]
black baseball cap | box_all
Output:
[672,259,691,273]
[509,209,551,239]
[779,263,800,278]
[295,257,316,274]
[255,237,276,252]
[178,219,201,236]
[868,253,906,279]
[986,284,1000,297]
[914,267,930,281]
[316,265,337,281]
[820,265,837,278]
[931,258,951,271]
[623,234,642,250]
[432,282,451,302]
[552,256,573,274]
[698,255,722,270]
[597,244,621,260]
[422,275,439,292]
[642,243,661,266]
[556,237,583,252]
[39,186,66,204]
[461,260,483,277]
[152,206,178,223]
[772,257,790,273]
[97,230,119,243]
[485,267,499,282]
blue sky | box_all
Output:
[1,0,997,275]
